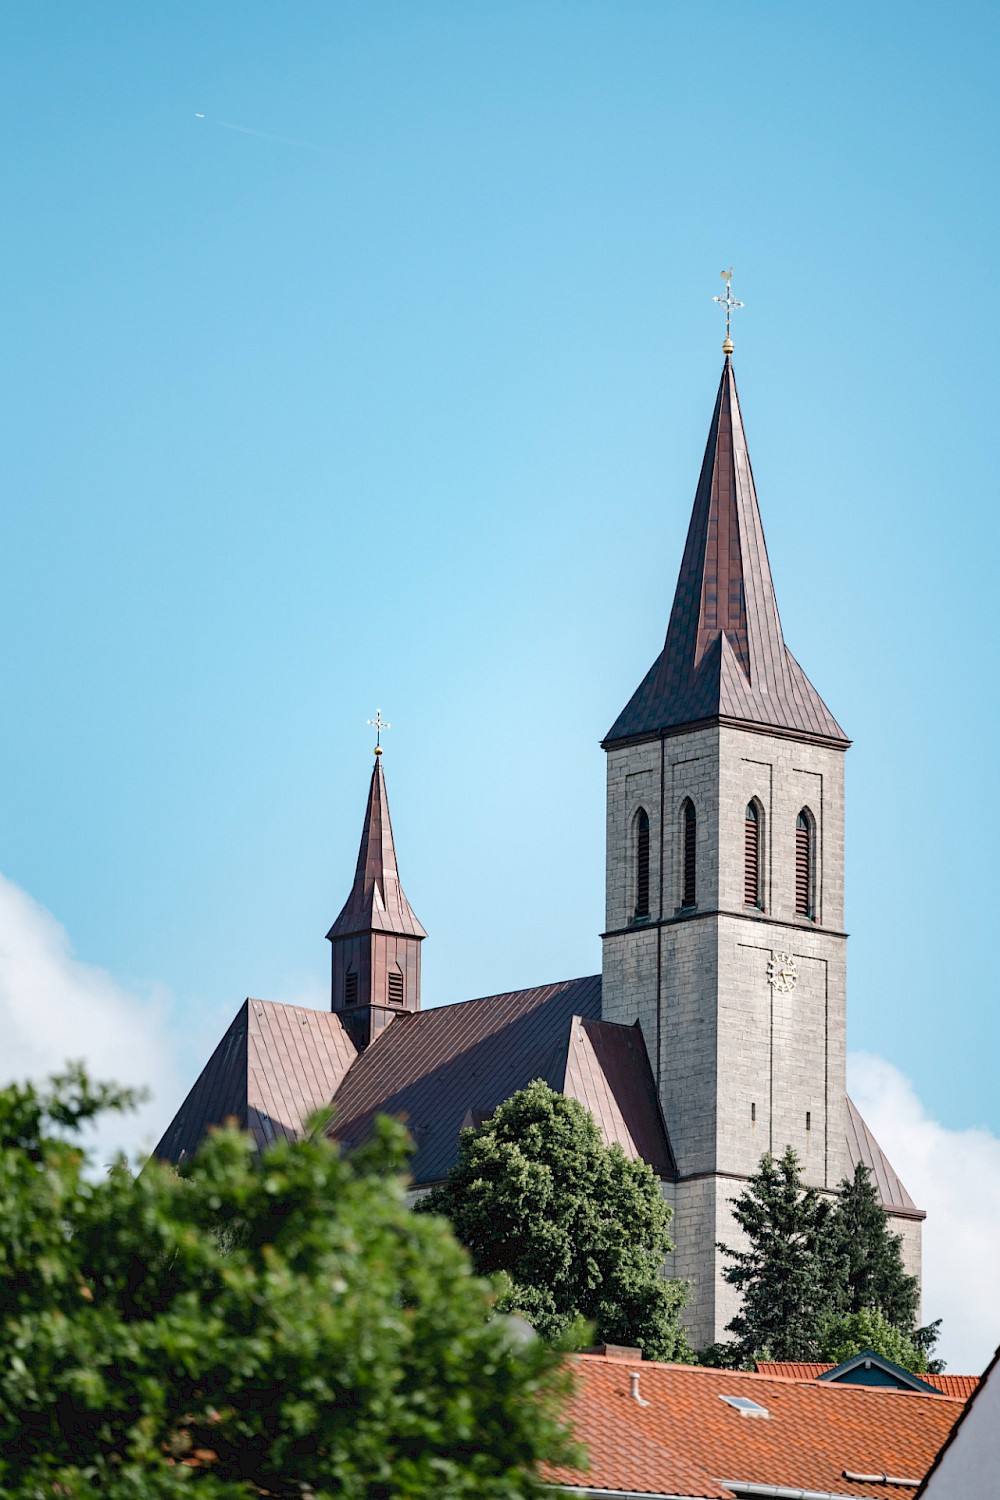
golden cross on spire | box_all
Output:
[713,268,743,354]
[368,708,390,757]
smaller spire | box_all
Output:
[713,268,743,355]
[327,753,426,942]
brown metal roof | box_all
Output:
[605,358,848,748]
[567,1016,676,1176]
[152,987,917,1226]
[152,999,357,1164]
[326,974,676,1185]
[846,1094,924,1218]
[326,757,425,941]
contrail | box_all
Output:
[194,113,324,152]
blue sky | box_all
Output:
[0,3,997,1367]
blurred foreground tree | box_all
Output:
[419,1080,691,1360]
[0,1066,575,1499]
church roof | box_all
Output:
[605,358,849,748]
[847,1094,923,1218]
[326,974,677,1183]
[154,982,922,1223]
[152,998,357,1164]
[326,756,426,941]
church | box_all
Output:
[153,318,923,1352]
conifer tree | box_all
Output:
[827,1162,920,1329]
[718,1146,845,1365]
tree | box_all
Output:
[827,1163,920,1329]
[718,1147,845,1365]
[818,1308,928,1372]
[419,1080,691,1361]
[0,1066,576,1499]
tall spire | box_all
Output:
[604,359,848,747]
[327,751,425,1050]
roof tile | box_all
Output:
[546,1356,963,1498]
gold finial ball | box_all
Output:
[722,337,734,355]
[374,744,383,757]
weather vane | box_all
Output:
[368,708,390,757]
[713,268,743,355]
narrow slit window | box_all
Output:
[744,802,761,908]
[795,810,814,918]
[682,801,697,908]
[388,970,405,1006]
[635,809,650,919]
[345,970,359,1006]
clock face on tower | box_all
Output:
[767,952,798,994]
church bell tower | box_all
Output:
[601,313,851,1348]
[327,737,426,1052]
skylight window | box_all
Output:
[719,1395,770,1418]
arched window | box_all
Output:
[681,800,697,908]
[744,801,762,908]
[634,808,650,920]
[795,810,814,918]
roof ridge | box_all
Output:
[567,1356,965,1400]
[412,973,602,1018]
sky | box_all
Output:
[0,2,997,1370]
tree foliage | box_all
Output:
[718,1146,844,1365]
[0,1065,576,1499]
[420,1080,691,1361]
[827,1163,920,1328]
[818,1308,928,1372]
[717,1149,942,1370]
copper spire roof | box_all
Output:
[152,999,357,1164]
[605,358,848,748]
[326,757,426,941]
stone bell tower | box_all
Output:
[601,325,851,1348]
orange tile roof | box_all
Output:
[544,1355,964,1499]
[922,1375,980,1400]
[756,1360,831,1381]
[756,1362,980,1401]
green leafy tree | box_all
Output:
[0,1065,576,1499]
[827,1163,920,1329]
[818,1308,929,1372]
[419,1080,690,1361]
[718,1146,845,1365]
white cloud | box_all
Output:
[849,1051,1000,1377]
[0,871,183,1166]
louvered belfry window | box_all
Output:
[744,802,761,908]
[635,809,650,919]
[345,970,359,1005]
[682,801,697,908]
[388,970,405,1005]
[795,811,813,918]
